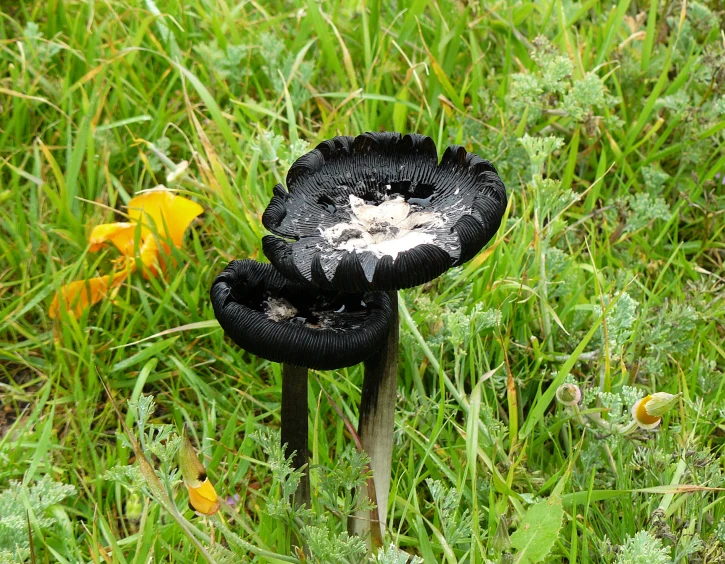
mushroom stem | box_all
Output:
[281,364,310,508]
[353,290,399,540]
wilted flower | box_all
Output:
[49,187,202,319]
[49,272,127,320]
[179,436,220,516]
[89,187,203,275]
[556,383,582,407]
[631,392,679,430]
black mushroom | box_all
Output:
[210,259,394,509]
[261,131,507,292]
[260,132,508,540]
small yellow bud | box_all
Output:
[179,436,220,516]
[556,383,582,407]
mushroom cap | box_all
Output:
[210,260,393,370]
[262,131,507,291]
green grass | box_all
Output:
[1,0,725,562]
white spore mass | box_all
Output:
[320,195,445,259]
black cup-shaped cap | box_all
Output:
[261,131,507,291]
[210,260,393,370]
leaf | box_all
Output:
[110,337,178,374]
[111,319,220,349]
[509,497,564,563]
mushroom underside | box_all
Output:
[210,260,393,369]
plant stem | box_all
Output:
[281,364,310,508]
[572,404,639,435]
[353,290,399,541]
[535,202,553,351]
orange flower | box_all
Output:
[186,478,220,516]
[631,392,679,430]
[631,395,662,430]
[50,187,202,319]
[179,436,220,516]
[88,222,135,253]
[126,189,203,249]
[48,271,128,320]
[90,187,203,272]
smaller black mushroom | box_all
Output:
[210,260,392,370]
[210,260,394,508]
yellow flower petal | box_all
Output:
[127,188,203,248]
[186,478,220,516]
[632,395,662,429]
[89,222,134,252]
[179,435,220,516]
[135,235,160,277]
[49,271,128,319]
[95,226,159,276]
[108,225,142,257]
